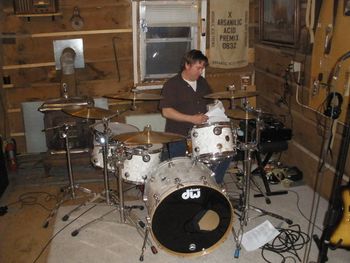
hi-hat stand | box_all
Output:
[42,123,93,228]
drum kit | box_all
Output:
[42,88,292,260]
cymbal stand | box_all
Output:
[232,110,293,258]
[61,117,118,221]
[42,123,93,228]
[228,84,236,110]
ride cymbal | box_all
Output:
[105,92,163,100]
[113,125,185,145]
[226,108,257,120]
[63,106,118,120]
[204,90,259,99]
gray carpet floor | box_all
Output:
[47,176,350,263]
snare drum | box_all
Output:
[190,122,235,162]
[144,157,233,256]
[91,122,139,170]
[121,144,163,184]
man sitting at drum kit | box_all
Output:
[159,49,231,184]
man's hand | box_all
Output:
[191,113,208,124]
[162,108,208,124]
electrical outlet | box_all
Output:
[291,60,301,72]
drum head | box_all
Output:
[151,185,232,256]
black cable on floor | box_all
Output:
[261,224,310,263]
[0,191,57,216]
[288,190,323,232]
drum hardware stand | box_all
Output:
[67,129,146,237]
[61,116,123,222]
[42,123,94,228]
[69,152,156,260]
[232,113,293,257]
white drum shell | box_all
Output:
[190,122,235,161]
[90,144,119,171]
[91,122,139,170]
[144,157,218,216]
[121,144,162,184]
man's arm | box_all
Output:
[162,107,208,125]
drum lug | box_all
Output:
[174,178,184,188]
[146,216,151,223]
[167,161,175,168]
[213,126,222,135]
[201,176,208,185]
[153,194,159,204]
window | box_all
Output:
[132,0,206,87]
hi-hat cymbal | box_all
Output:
[63,106,118,120]
[113,125,185,145]
[105,92,163,100]
[204,90,259,99]
[226,108,257,120]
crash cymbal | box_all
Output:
[226,108,257,120]
[204,90,259,99]
[63,106,118,120]
[105,92,163,100]
[113,125,185,145]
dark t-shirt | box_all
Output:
[159,74,212,136]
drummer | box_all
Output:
[159,49,230,184]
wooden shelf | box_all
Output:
[15,12,62,18]
[2,84,14,89]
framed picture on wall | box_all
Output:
[259,0,299,47]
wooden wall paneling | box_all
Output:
[3,67,58,86]
[79,59,133,82]
[8,111,24,135]
[2,0,131,33]
[77,79,133,98]
[5,108,26,153]
[5,86,61,109]
[3,33,133,65]
[255,45,294,76]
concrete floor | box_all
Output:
[0,154,349,263]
